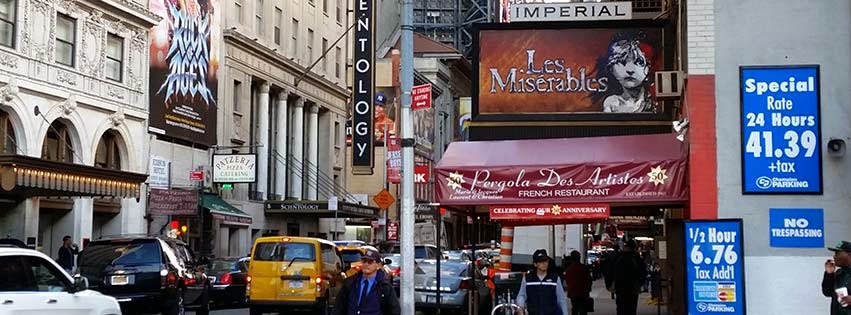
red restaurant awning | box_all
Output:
[435,133,688,206]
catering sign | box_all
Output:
[212,154,257,183]
[740,65,821,194]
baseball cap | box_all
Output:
[362,249,383,262]
[533,249,549,263]
[375,93,387,106]
[828,241,851,252]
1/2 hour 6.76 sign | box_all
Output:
[740,65,821,194]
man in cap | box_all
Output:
[516,249,569,315]
[374,92,396,142]
[335,248,400,315]
[822,241,851,314]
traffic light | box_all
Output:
[170,220,179,230]
[181,225,188,234]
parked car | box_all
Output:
[77,236,211,315]
[414,260,490,314]
[0,245,122,315]
[207,257,249,307]
[337,245,393,280]
[387,244,443,261]
[247,236,345,315]
[383,254,402,293]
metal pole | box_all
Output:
[400,0,416,313]
[435,206,442,315]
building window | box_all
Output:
[321,38,328,72]
[335,0,342,23]
[255,0,263,35]
[41,121,74,163]
[105,34,123,82]
[334,121,340,147]
[234,0,243,23]
[323,0,328,14]
[274,7,282,46]
[0,0,15,48]
[307,28,313,62]
[0,111,17,154]
[55,13,76,67]
[335,46,341,78]
[291,18,298,58]
[95,131,121,170]
[233,80,241,112]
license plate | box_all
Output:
[111,275,128,285]
[289,281,303,289]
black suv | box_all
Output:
[77,236,210,315]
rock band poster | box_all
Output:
[473,21,673,121]
[149,0,220,145]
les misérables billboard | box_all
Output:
[474,21,672,121]
[149,0,220,145]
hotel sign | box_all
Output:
[510,1,632,22]
[213,154,257,183]
[351,0,376,174]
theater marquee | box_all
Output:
[473,21,673,121]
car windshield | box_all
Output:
[416,262,468,277]
[78,240,161,285]
[339,250,363,263]
[253,242,316,261]
[414,247,428,259]
[209,260,237,272]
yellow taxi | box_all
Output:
[247,236,345,315]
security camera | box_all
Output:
[828,139,845,157]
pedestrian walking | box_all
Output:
[57,235,79,274]
[610,239,646,315]
[334,248,400,315]
[564,251,592,315]
[516,249,569,315]
[822,241,851,315]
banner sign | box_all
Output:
[386,137,401,183]
[213,154,257,183]
[685,220,746,315]
[414,164,430,184]
[509,1,632,22]
[351,0,376,174]
[740,65,821,194]
[412,84,432,111]
[490,204,609,220]
[769,208,824,248]
[148,189,198,216]
[387,222,398,241]
[435,162,686,205]
[148,0,220,145]
[149,156,171,188]
[475,24,670,121]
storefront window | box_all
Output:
[41,121,73,163]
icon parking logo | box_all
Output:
[756,176,771,189]
[696,303,708,312]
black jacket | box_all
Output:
[823,270,851,315]
[334,270,400,315]
[57,245,78,269]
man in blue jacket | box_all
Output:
[516,249,569,315]
[335,249,400,315]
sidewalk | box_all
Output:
[585,278,667,315]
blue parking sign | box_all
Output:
[740,65,822,194]
[769,208,824,248]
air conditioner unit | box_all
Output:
[655,71,685,99]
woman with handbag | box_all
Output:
[564,251,594,315]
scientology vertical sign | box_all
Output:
[740,65,821,194]
[685,220,746,314]
[351,0,375,175]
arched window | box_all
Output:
[0,110,17,154]
[95,131,121,170]
[42,121,74,163]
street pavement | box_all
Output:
[192,279,667,315]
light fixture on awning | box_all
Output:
[0,154,147,199]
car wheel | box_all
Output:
[315,297,332,315]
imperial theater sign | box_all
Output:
[506,1,632,23]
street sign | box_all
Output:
[387,222,398,241]
[189,171,204,181]
[412,84,432,111]
[373,189,395,209]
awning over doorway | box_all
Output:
[202,194,253,225]
[435,133,688,206]
[0,154,147,199]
